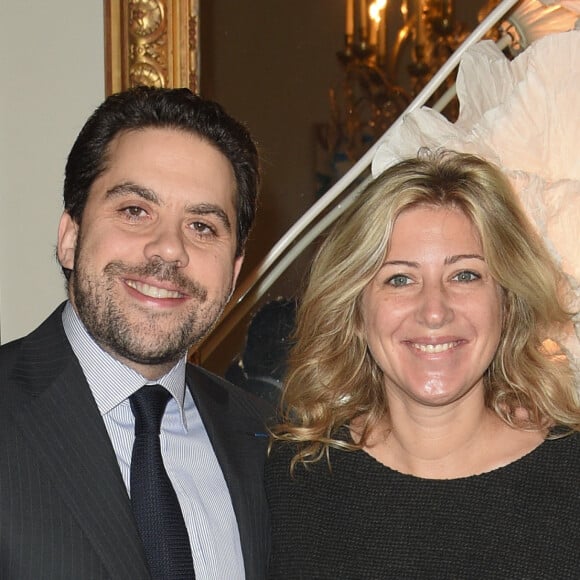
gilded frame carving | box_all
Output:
[104,0,200,95]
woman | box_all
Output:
[266,150,580,579]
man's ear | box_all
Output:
[232,253,244,288]
[57,211,79,271]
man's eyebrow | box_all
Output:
[105,182,159,203]
[104,182,233,232]
[187,203,232,233]
[445,254,485,265]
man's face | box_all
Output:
[58,127,243,379]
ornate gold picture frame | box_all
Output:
[104,0,200,96]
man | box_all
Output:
[0,87,271,579]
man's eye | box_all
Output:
[453,270,480,282]
[387,274,411,287]
[122,206,147,218]
[190,221,216,236]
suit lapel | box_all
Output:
[8,306,149,579]
[187,366,270,580]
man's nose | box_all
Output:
[143,224,189,268]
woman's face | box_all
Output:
[361,205,503,408]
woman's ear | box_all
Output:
[57,211,79,271]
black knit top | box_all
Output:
[265,431,580,579]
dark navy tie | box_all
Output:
[130,385,195,579]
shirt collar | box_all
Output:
[62,301,188,426]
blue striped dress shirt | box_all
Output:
[62,302,245,579]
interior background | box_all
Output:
[0,1,483,372]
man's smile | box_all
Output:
[125,279,186,299]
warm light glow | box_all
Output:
[542,339,567,361]
[359,0,368,40]
[369,0,387,23]
[415,0,426,45]
[346,0,355,38]
[369,0,387,47]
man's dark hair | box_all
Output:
[63,86,260,257]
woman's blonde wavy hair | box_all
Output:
[272,150,579,468]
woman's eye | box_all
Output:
[453,270,480,282]
[387,274,411,287]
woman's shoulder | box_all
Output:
[267,426,353,468]
[267,439,299,463]
[498,429,580,487]
[265,439,304,480]
[265,440,311,498]
[541,429,580,463]
[265,431,356,483]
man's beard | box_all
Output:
[71,255,231,367]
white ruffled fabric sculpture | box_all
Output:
[372,30,580,379]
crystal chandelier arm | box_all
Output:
[390,22,413,78]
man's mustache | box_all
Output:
[103,260,208,301]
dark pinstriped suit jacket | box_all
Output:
[0,304,272,579]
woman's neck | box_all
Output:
[353,393,545,479]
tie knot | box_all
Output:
[130,385,172,435]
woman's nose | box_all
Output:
[416,283,454,328]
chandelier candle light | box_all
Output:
[345,0,390,59]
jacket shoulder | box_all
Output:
[0,338,24,378]
[187,362,274,421]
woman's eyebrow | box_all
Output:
[444,254,485,265]
[381,260,419,268]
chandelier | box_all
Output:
[315,0,578,193]
[316,0,471,193]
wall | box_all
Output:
[200,0,344,275]
[199,0,345,371]
[0,1,104,343]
